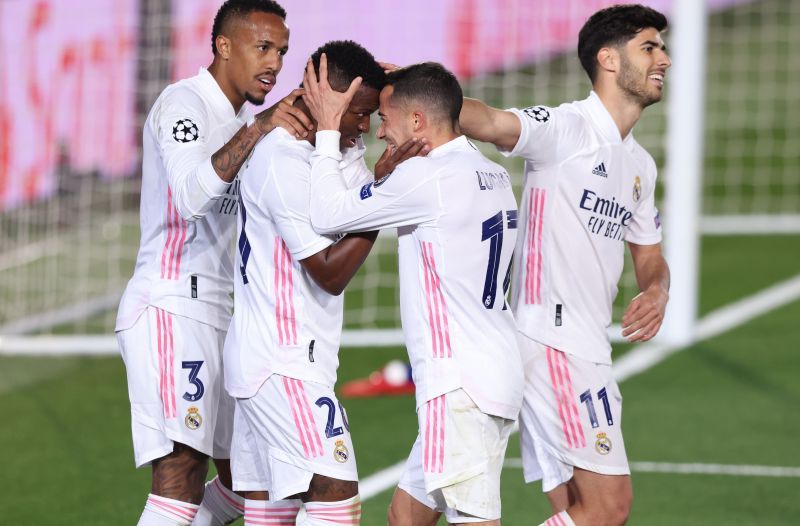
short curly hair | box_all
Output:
[211,0,287,55]
[309,40,386,92]
[578,4,668,83]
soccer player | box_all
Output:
[223,40,423,525]
[458,5,672,526]
[303,58,524,525]
[114,1,314,525]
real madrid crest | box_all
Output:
[185,406,203,430]
[633,176,642,202]
[595,432,612,455]
[333,440,349,463]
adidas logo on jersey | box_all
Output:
[592,162,608,178]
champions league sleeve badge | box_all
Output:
[173,118,199,143]
[522,106,550,123]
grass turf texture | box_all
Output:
[2,233,798,524]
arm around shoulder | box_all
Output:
[459,98,521,151]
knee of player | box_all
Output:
[603,491,632,526]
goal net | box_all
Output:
[0,0,796,352]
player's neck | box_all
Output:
[593,85,644,140]
[419,124,460,150]
[207,60,245,114]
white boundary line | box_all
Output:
[358,272,800,501]
[502,458,800,478]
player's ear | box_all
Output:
[597,47,618,74]
[216,35,232,60]
[411,110,426,132]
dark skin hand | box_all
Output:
[374,137,430,179]
[210,88,314,183]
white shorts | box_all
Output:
[518,336,629,492]
[231,374,358,500]
[398,389,514,523]
[117,306,234,467]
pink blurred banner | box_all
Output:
[0,0,749,210]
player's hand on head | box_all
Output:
[374,137,430,179]
[302,53,362,132]
[254,88,315,138]
[621,286,668,342]
[378,61,401,74]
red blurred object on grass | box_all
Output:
[340,360,415,398]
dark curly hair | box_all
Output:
[310,40,386,92]
[211,0,286,55]
[578,4,668,82]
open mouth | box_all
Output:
[648,72,665,87]
[257,74,276,91]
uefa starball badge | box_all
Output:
[185,406,203,430]
[173,118,199,143]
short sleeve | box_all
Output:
[500,105,563,165]
[625,156,663,245]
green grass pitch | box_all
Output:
[1,235,798,524]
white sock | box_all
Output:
[301,495,361,525]
[139,494,200,526]
[192,476,244,525]
[244,498,302,526]
[539,510,577,526]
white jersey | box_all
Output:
[224,128,373,399]
[117,68,248,332]
[503,91,662,365]
[310,131,523,420]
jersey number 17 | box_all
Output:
[481,210,517,310]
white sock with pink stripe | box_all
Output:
[192,476,244,525]
[301,495,361,525]
[244,498,302,526]
[139,494,199,525]
[539,510,577,526]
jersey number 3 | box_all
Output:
[481,210,517,309]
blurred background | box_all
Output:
[0,0,798,524]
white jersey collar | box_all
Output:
[197,67,247,121]
[427,135,471,159]
[580,91,635,145]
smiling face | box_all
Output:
[376,85,415,149]
[615,27,671,107]
[220,11,289,106]
[338,85,380,150]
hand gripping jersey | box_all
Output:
[309,131,524,420]
[224,128,373,398]
[117,68,248,332]
[503,91,662,365]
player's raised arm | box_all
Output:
[210,88,313,181]
[308,132,436,234]
[459,97,522,152]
